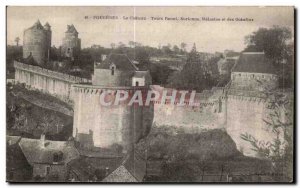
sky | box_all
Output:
[7,6,294,53]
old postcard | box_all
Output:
[6,6,294,183]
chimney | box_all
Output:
[105,167,110,176]
[101,54,107,62]
[40,134,46,148]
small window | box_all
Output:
[46,166,50,175]
[53,153,59,163]
[239,73,241,76]
[111,67,115,75]
[135,81,139,86]
[252,74,254,78]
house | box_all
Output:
[18,134,79,181]
[230,52,278,91]
[68,151,146,182]
[6,136,32,182]
[92,53,151,87]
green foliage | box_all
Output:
[136,126,241,161]
[6,84,73,140]
[244,26,292,63]
[244,26,294,88]
[149,63,174,85]
[240,91,293,181]
[167,62,217,92]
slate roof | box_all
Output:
[68,151,146,182]
[65,24,78,34]
[232,52,276,74]
[7,136,30,171]
[19,138,79,165]
[133,71,148,78]
[123,152,146,182]
[102,152,146,182]
[68,156,124,181]
[97,54,138,71]
[102,165,138,182]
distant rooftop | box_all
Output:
[97,53,138,71]
[232,52,276,74]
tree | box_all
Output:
[187,43,199,63]
[240,91,293,181]
[110,43,116,49]
[14,37,20,46]
[244,26,294,89]
[180,42,187,53]
[167,62,213,92]
[134,47,151,70]
[172,45,180,54]
[118,42,126,48]
[244,26,292,64]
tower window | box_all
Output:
[111,67,115,75]
[46,166,50,175]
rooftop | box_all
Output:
[96,53,138,71]
[65,24,78,34]
[232,52,276,74]
[19,137,79,165]
[28,20,45,30]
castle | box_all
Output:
[61,24,81,61]
[72,53,153,153]
[23,20,52,66]
[13,20,292,158]
[23,21,81,64]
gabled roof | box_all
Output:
[232,52,276,74]
[133,71,149,78]
[66,24,78,34]
[44,22,51,30]
[19,138,79,165]
[97,54,138,71]
[123,152,146,182]
[7,136,30,171]
[102,165,138,182]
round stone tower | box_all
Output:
[62,24,81,61]
[72,54,153,155]
[23,20,51,66]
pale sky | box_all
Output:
[7,6,294,53]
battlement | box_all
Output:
[14,61,91,84]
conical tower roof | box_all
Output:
[29,19,44,30]
[65,24,78,34]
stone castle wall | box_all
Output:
[231,72,278,91]
[152,86,227,133]
[14,61,91,101]
[12,62,290,157]
[92,69,134,87]
[72,84,153,152]
[151,85,291,158]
